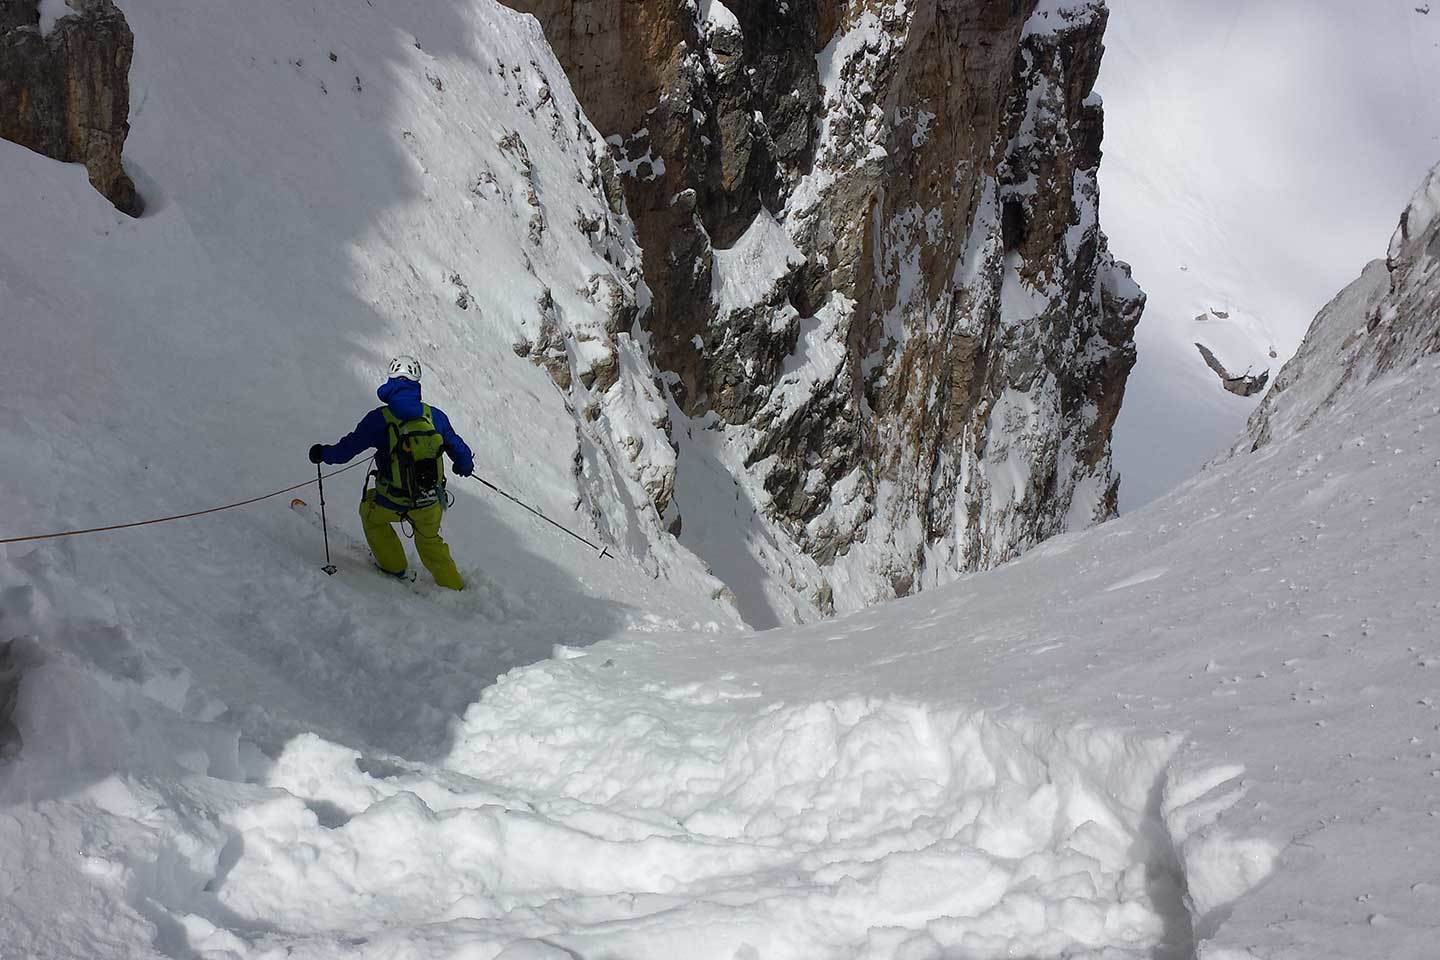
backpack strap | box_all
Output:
[379,407,405,495]
[376,405,443,510]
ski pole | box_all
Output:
[469,474,612,559]
[316,463,338,575]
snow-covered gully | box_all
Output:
[5,0,1439,954]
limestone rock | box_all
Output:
[0,0,141,215]
[1195,342,1269,397]
[505,0,1143,617]
[525,287,574,391]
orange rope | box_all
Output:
[0,460,370,546]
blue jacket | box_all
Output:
[320,378,475,483]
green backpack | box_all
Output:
[378,405,447,509]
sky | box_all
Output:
[1097,0,1440,509]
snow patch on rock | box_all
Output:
[36,0,72,34]
[696,0,740,38]
[1389,161,1440,263]
[711,207,804,316]
[1024,0,1105,38]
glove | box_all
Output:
[454,461,474,478]
[308,444,326,464]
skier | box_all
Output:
[308,356,474,590]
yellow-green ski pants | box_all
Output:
[359,492,464,590]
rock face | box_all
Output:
[1238,162,1440,454]
[503,0,1142,617]
[1195,342,1269,397]
[0,640,23,763]
[0,0,140,215]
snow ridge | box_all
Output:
[66,650,1259,959]
[1239,159,1440,454]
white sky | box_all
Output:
[1098,0,1440,508]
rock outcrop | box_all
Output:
[0,639,23,763]
[504,0,1142,617]
[1238,162,1440,454]
[1195,342,1269,397]
[0,0,140,215]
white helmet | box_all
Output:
[388,355,422,382]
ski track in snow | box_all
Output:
[1104,568,1169,592]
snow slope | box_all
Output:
[0,0,743,607]
[7,228,1437,957]
[1,0,746,944]
[1099,0,1440,509]
[422,332,1440,956]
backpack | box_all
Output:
[377,405,447,509]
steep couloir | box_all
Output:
[500,0,1143,617]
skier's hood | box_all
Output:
[377,377,424,420]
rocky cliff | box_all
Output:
[0,0,139,215]
[1237,161,1440,454]
[505,0,1144,618]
